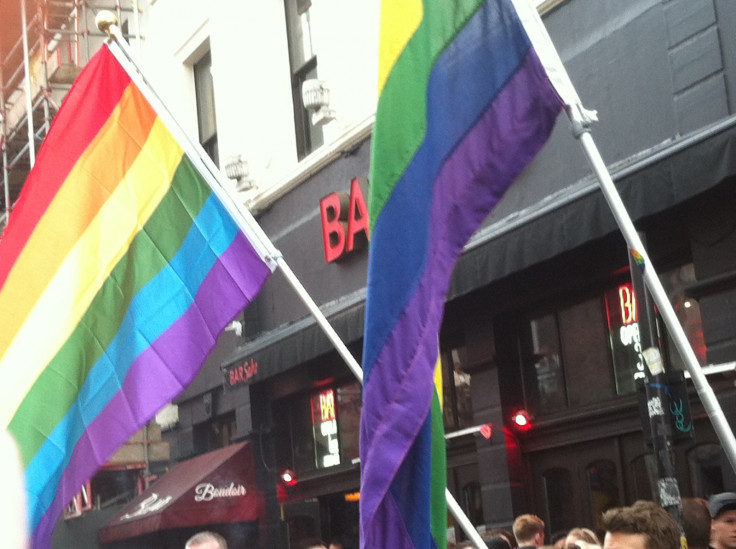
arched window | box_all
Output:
[586,460,620,534]
[688,443,724,496]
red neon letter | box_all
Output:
[320,192,348,263]
[346,178,370,252]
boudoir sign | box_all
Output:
[194,482,247,502]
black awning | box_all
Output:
[224,118,736,384]
[222,295,365,387]
[449,117,736,300]
[99,442,263,543]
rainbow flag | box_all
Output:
[359,0,566,547]
[0,45,273,548]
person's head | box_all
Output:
[513,514,545,547]
[565,527,601,548]
[680,497,710,549]
[600,500,680,549]
[710,492,736,549]
[551,530,568,549]
[486,528,517,548]
[486,535,513,549]
[185,531,228,549]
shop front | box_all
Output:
[99,442,263,549]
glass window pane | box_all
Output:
[604,283,646,395]
[291,394,316,475]
[527,314,566,413]
[193,52,217,147]
[337,382,361,463]
[441,345,473,430]
[660,264,707,369]
[559,297,615,406]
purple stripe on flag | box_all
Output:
[360,50,561,546]
[31,234,270,548]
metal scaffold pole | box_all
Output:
[19,0,36,168]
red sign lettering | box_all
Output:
[618,284,638,325]
[228,358,259,387]
[319,178,370,263]
[320,390,336,422]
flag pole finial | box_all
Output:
[95,11,119,37]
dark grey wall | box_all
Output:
[486,0,735,225]
[251,138,372,332]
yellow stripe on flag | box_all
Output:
[0,113,183,426]
[377,0,423,94]
[0,84,157,361]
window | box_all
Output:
[193,51,218,165]
[284,0,324,159]
[520,264,705,416]
[523,298,612,414]
[440,344,474,431]
[193,412,236,455]
[630,453,656,501]
[281,381,361,476]
[688,443,725,496]
[64,480,93,519]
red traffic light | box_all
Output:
[511,409,532,431]
[280,469,297,486]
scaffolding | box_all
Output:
[0,0,142,232]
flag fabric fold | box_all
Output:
[0,45,273,548]
[359,0,565,547]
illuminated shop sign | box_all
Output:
[225,358,259,388]
[319,177,370,263]
[311,388,341,468]
[604,283,645,394]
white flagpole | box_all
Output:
[96,12,493,547]
[573,114,736,472]
[512,0,736,473]
[96,14,364,385]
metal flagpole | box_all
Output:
[514,0,736,477]
[97,15,364,385]
[96,13,487,546]
[20,0,36,168]
[570,110,736,473]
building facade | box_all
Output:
[3,0,736,548]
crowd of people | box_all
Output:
[172,491,736,548]
[449,491,736,549]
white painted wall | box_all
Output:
[133,0,379,199]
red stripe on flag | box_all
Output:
[0,47,131,288]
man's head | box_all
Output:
[185,531,228,549]
[710,492,736,549]
[681,497,711,549]
[512,514,545,547]
[601,500,680,549]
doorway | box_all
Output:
[529,437,623,538]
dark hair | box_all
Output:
[681,497,711,549]
[486,535,512,549]
[486,528,517,549]
[601,500,680,549]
